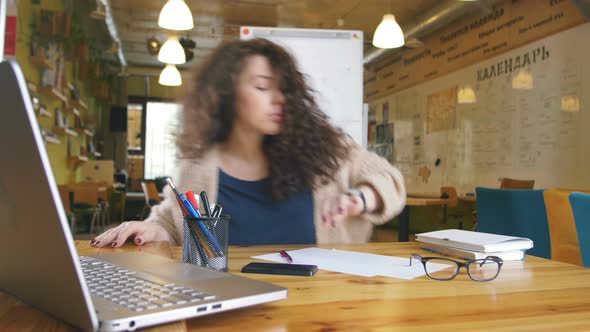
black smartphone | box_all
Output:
[241,262,318,277]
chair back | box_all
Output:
[58,182,107,205]
[73,186,101,206]
[440,186,458,208]
[544,189,590,265]
[569,192,590,267]
[141,181,161,206]
[476,187,551,258]
[499,177,535,189]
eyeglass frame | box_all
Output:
[409,253,504,282]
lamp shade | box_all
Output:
[158,0,194,31]
[159,64,182,86]
[158,36,186,64]
[372,14,405,49]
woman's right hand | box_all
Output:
[89,221,171,248]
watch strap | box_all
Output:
[347,189,367,214]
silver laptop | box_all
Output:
[0,61,287,331]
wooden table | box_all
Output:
[459,195,477,203]
[408,192,477,203]
[3,242,590,331]
[401,193,478,239]
[398,197,449,242]
[407,192,441,198]
[125,192,165,200]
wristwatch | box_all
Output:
[346,189,367,214]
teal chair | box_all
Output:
[570,192,590,267]
[475,187,551,259]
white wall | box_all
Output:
[372,23,590,194]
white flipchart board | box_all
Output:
[241,27,365,146]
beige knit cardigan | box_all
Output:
[145,143,406,245]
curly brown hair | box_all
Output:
[178,38,350,200]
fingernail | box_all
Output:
[111,242,117,247]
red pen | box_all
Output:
[174,196,189,216]
[280,250,293,263]
[185,191,200,211]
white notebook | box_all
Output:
[415,229,533,253]
[420,242,526,261]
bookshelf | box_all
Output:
[22,2,111,184]
[40,127,61,145]
[64,106,81,116]
[54,127,79,137]
[70,99,88,112]
[38,86,68,103]
[44,136,62,145]
[68,155,89,168]
[29,55,54,70]
[27,82,37,93]
[38,107,52,117]
[74,127,94,136]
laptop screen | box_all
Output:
[0,61,98,331]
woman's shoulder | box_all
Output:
[175,148,219,174]
[173,149,220,189]
[179,147,218,165]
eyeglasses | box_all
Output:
[409,254,503,281]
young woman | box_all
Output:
[91,38,406,247]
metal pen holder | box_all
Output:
[182,215,230,272]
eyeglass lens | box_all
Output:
[423,258,459,280]
[467,259,501,281]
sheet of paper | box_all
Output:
[251,248,451,280]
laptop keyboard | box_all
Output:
[80,256,216,312]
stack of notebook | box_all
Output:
[415,229,534,261]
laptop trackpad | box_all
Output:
[143,262,230,282]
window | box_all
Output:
[144,101,181,179]
[127,103,143,152]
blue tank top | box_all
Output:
[217,169,316,245]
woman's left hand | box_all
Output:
[320,192,364,227]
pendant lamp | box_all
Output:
[158,36,186,64]
[372,14,405,49]
[159,64,182,86]
[158,0,194,31]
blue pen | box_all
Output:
[179,193,225,256]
